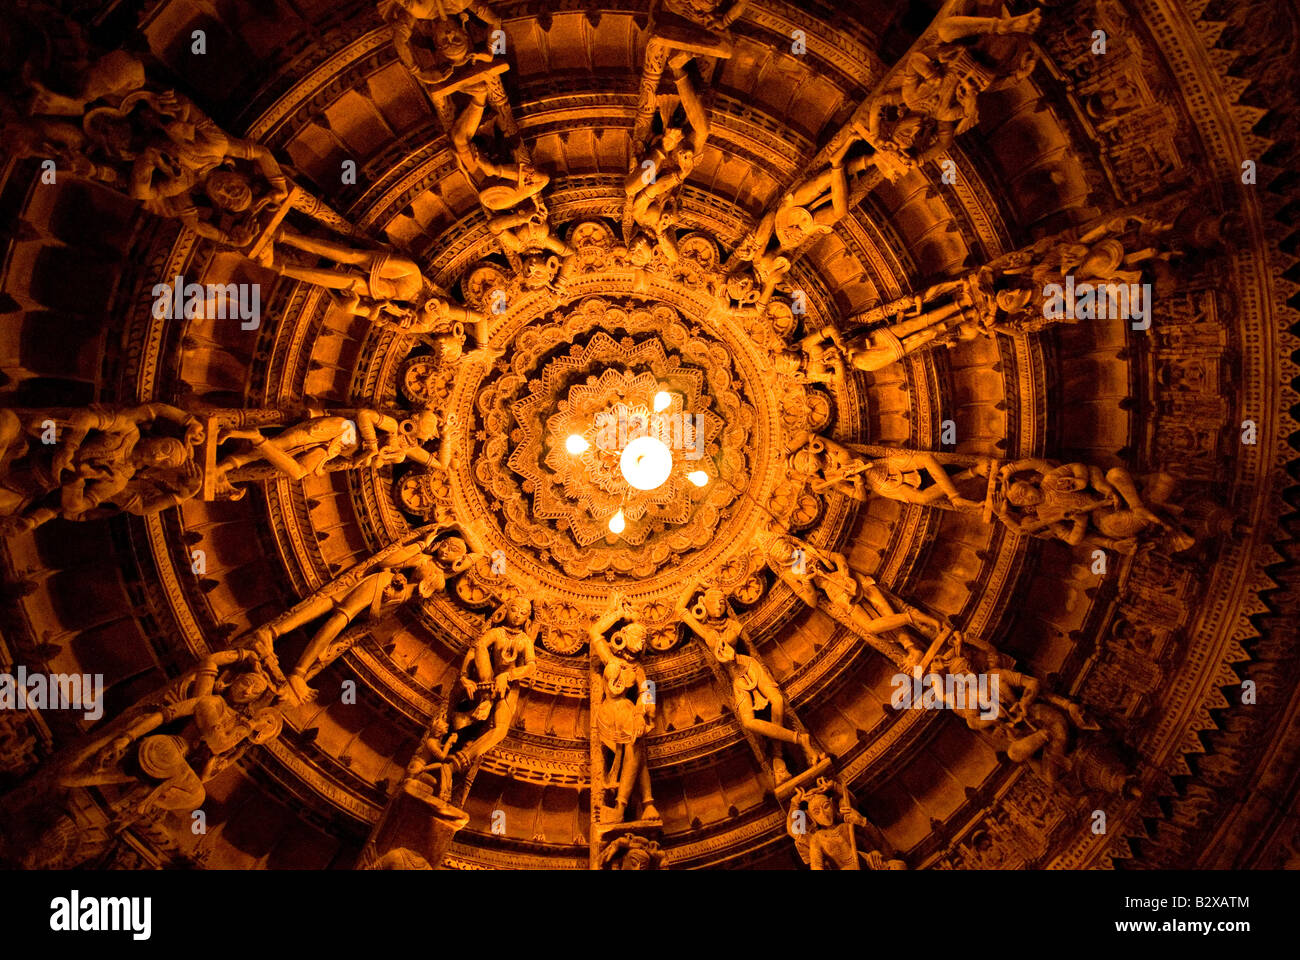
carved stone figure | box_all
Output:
[404,716,460,799]
[598,832,668,869]
[450,85,548,211]
[678,583,823,784]
[364,709,473,870]
[3,35,149,187]
[588,592,659,824]
[437,597,538,774]
[987,460,1192,554]
[250,526,473,703]
[766,326,846,385]
[763,531,944,667]
[58,649,284,820]
[787,777,906,870]
[934,641,1139,797]
[730,150,872,308]
[859,7,1041,177]
[126,91,290,248]
[0,403,204,532]
[986,212,1176,332]
[372,294,499,371]
[623,63,709,261]
[211,407,446,492]
[487,197,574,286]
[629,0,743,143]
[266,227,432,318]
[379,0,503,96]
[788,436,982,510]
[825,274,1005,372]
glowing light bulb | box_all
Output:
[687,470,709,487]
[565,434,589,454]
[653,390,672,413]
[620,435,673,491]
[608,509,626,534]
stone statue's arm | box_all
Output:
[750,209,776,250]
[385,9,421,74]
[401,446,435,468]
[540,232,575,257]
[54,408,108,466]
[128,150,164,201]
[447,549,479,575]
[134,402,204,445]
[443,301,487,327]
[65,708,173,784]
[131,402,191,427]
[719,1,748,28]
[1008,670,1039,709]
[1056,516,1089,546]
[771,560,819,608]
[354,409,401,453]
[225,139,288,201]
[841,805,869,828]
[487,208,534,233]
[72,471,133,513]
[823,548,852,577]
[674,581,706,636]
[999,457,1052,477]
[588,598,628,665]
[636,666,656,719]
[675,69,710,152]
[469,1,502,27]
[994,506,1029,535]
[192,649,257,698]
[120,708,172,744]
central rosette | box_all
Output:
[531,367,717,543]
[473,297,755,580]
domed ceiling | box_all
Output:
[0,0,1297,871]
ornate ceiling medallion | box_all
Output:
[474,297,752,580]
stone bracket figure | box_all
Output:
[630,0,745,145]
[762,528,947,669]
[623,59,711,262]
[985,459,1192,555]
[588,592,660,826]
[200,404,450,500]
[360,709,472,870]
[855,2,1042,180]
[371,291,500,370]
[793,437,985,512]
[786,777,906,870]
[94,87,295,249]
[29,647,285,865]
[743,0,1041,245]
[262,226,434,319]
[727,148,873,310]
[486,196,574,290]
[676,581,828,793]
[823,274,1000,373]
[932,639,1140,798]
[435,596,538,786]
[597,832,668,870]
[379,0,505,101]
[247,522,475,704]
[0,403,205,533]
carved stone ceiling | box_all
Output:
[0,0,1297,874]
